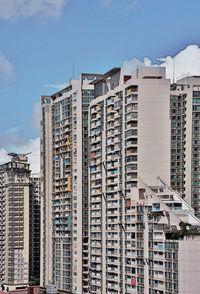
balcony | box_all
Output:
[125,86,138,96]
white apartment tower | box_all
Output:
[40,74,101,293]
[170,76,200,218]
[0,153,30,291]
[88,67,171,294]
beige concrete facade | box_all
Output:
[178,237,200,294]
[88,67,171,294]
[0,153,30,291]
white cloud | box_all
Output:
[0,51,13,80]
[0,0,67,20]
[122,57,151,75]
[122,44,200,81]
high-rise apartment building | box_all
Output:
[170,76,200,218]
[0,153,30,291]
[40,95,53,288]
[88,67,171,294]
[29,173,41,284]
[40,74,101,293]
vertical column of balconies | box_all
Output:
[29,175,41,283]
[52,96,73,291]
[148,211,165,294]
[124,197,137,294]
[89,102,104,294]
[7,177,15,285]
[192,89,200,217]
[105,96,120,294]
[0,172,6,286]
[124,86,138,193]
[62,97,73,291]
[40,104,46,285]
[164,240,179,294]
[52,101,62,289]
[148,203,179,294]
[114,91,125,294]
[40,97,53,286]
[170,94,186,198]
[82,90,94,294]
[72,96,78,292]
[135,204,145,294]
[124,86,138,294]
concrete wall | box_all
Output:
[137,76,171,186]
[178,237,200,294]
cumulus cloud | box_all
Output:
[0,0,67,20]
[0,51,13,80]
[122,57,151,76]
[122,44,200,81]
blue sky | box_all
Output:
[0,0,200,171]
